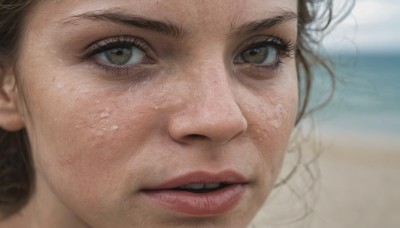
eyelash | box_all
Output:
[79,35,296,73]
[237,36,296,70]
[81,36,150,58]
[79,35,154,72]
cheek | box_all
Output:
[24,83,162,201]
[242,80,298,181]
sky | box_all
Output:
[323,0,400,54]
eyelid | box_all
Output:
[79,35,154,61]
[237,36,296,57]
[233,35,296,68]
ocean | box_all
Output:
[310,53,400,136]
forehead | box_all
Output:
[32,0,297,29]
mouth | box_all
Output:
[174,182,232,193]
[141,171,248,216]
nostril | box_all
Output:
[184,134,209,141]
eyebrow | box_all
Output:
[231,11,298,38]
[60,10,297,39]
[60,10,183,38]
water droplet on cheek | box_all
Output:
[56,82,64,89]
[100,108,111,119]
[100,112,110,118]
[110,125,119,131]
[271,104,287,129]
[79,88,90,94]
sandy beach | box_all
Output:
[251,127,400,228]
[310,129,400,228]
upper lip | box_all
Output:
[142,170,248,190]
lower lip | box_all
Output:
[143,184,245,216]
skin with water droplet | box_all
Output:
[11,1,299,227]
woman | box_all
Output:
[0,0,342,227]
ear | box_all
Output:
[0,66,25,131]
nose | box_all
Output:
[167,64,248,145]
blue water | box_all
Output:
[311,53,400,135]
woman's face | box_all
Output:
[16,0,297,227]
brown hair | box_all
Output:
[0,0,35,218]
[0,0,351,218]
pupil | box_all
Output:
[243,47,268,64]
[249,49,260,56]
[106,47,132,65]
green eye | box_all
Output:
[97,46,145,66]
[241,46,278,65]
[105,48,133,65]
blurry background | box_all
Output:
[313,0,400,227]
[252,0,400,227]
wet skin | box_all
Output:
[3,0,298,227]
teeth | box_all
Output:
[179,183,221,189]
[205,183,221,189]
[180,184,205,189]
